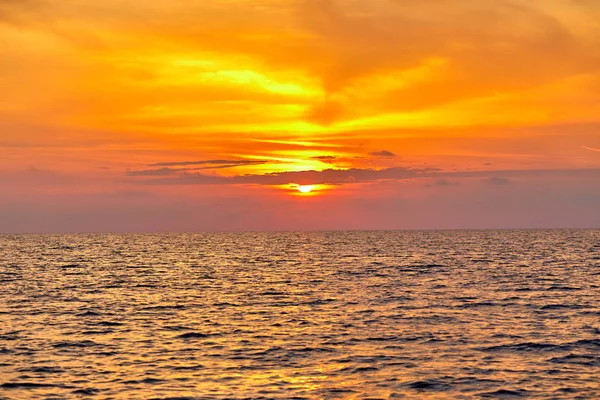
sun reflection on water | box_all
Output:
[1,231,599,398]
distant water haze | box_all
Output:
[1,230,599,398]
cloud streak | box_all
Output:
[370,150,396,158]
[128,166,600,187]
[127,159,274,176]
[147,159,268,168]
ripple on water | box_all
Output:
[1,230,599,399]
[480,389,531,398]
[176,332,214,339]
[52,340,100,349]
[405,379,452,391]
[17,366,65,374]
[549,354,600,367]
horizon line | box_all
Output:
[1,227,599,235]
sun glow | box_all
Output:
[276,184,333,196]
[297,185,314,193]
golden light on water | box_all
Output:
[1,223,600,399]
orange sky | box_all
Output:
[1,0,600,232]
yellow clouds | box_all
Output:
[1,0,600,177]
[296,0,600,129]
[2,0,600,132]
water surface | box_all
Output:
[1,230,599,399]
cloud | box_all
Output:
[434,178,460,187]
[0,0,39,23]
[583,146,600,152]
[126,167,178,177]
[148,159,267,167]
[370,150,396,158]
[128,166,600,187]
[437,167,600,181]
[311,155,338,163]
[129,166,434,186]
[311,155,337,160]
[125,159,275,176]
[485,176,511,185]
[293,0,600,125]
[127,164,268,176]
[4,0,599,132]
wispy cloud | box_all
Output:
[485,176,511,185]
[126,168,179,177]
[129,166,434,186]
[127,159,273,176]
[434,179,461,187]
[128,166,600,187]
[369,150,396,158]
[311,155,338,161]
[148,159,267,168]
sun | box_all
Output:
[297,185,314,193]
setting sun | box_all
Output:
[297,185,314,194]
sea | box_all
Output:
[0,230,599,399]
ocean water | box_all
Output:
[0,230,599,399]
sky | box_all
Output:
[1,0,600,232]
